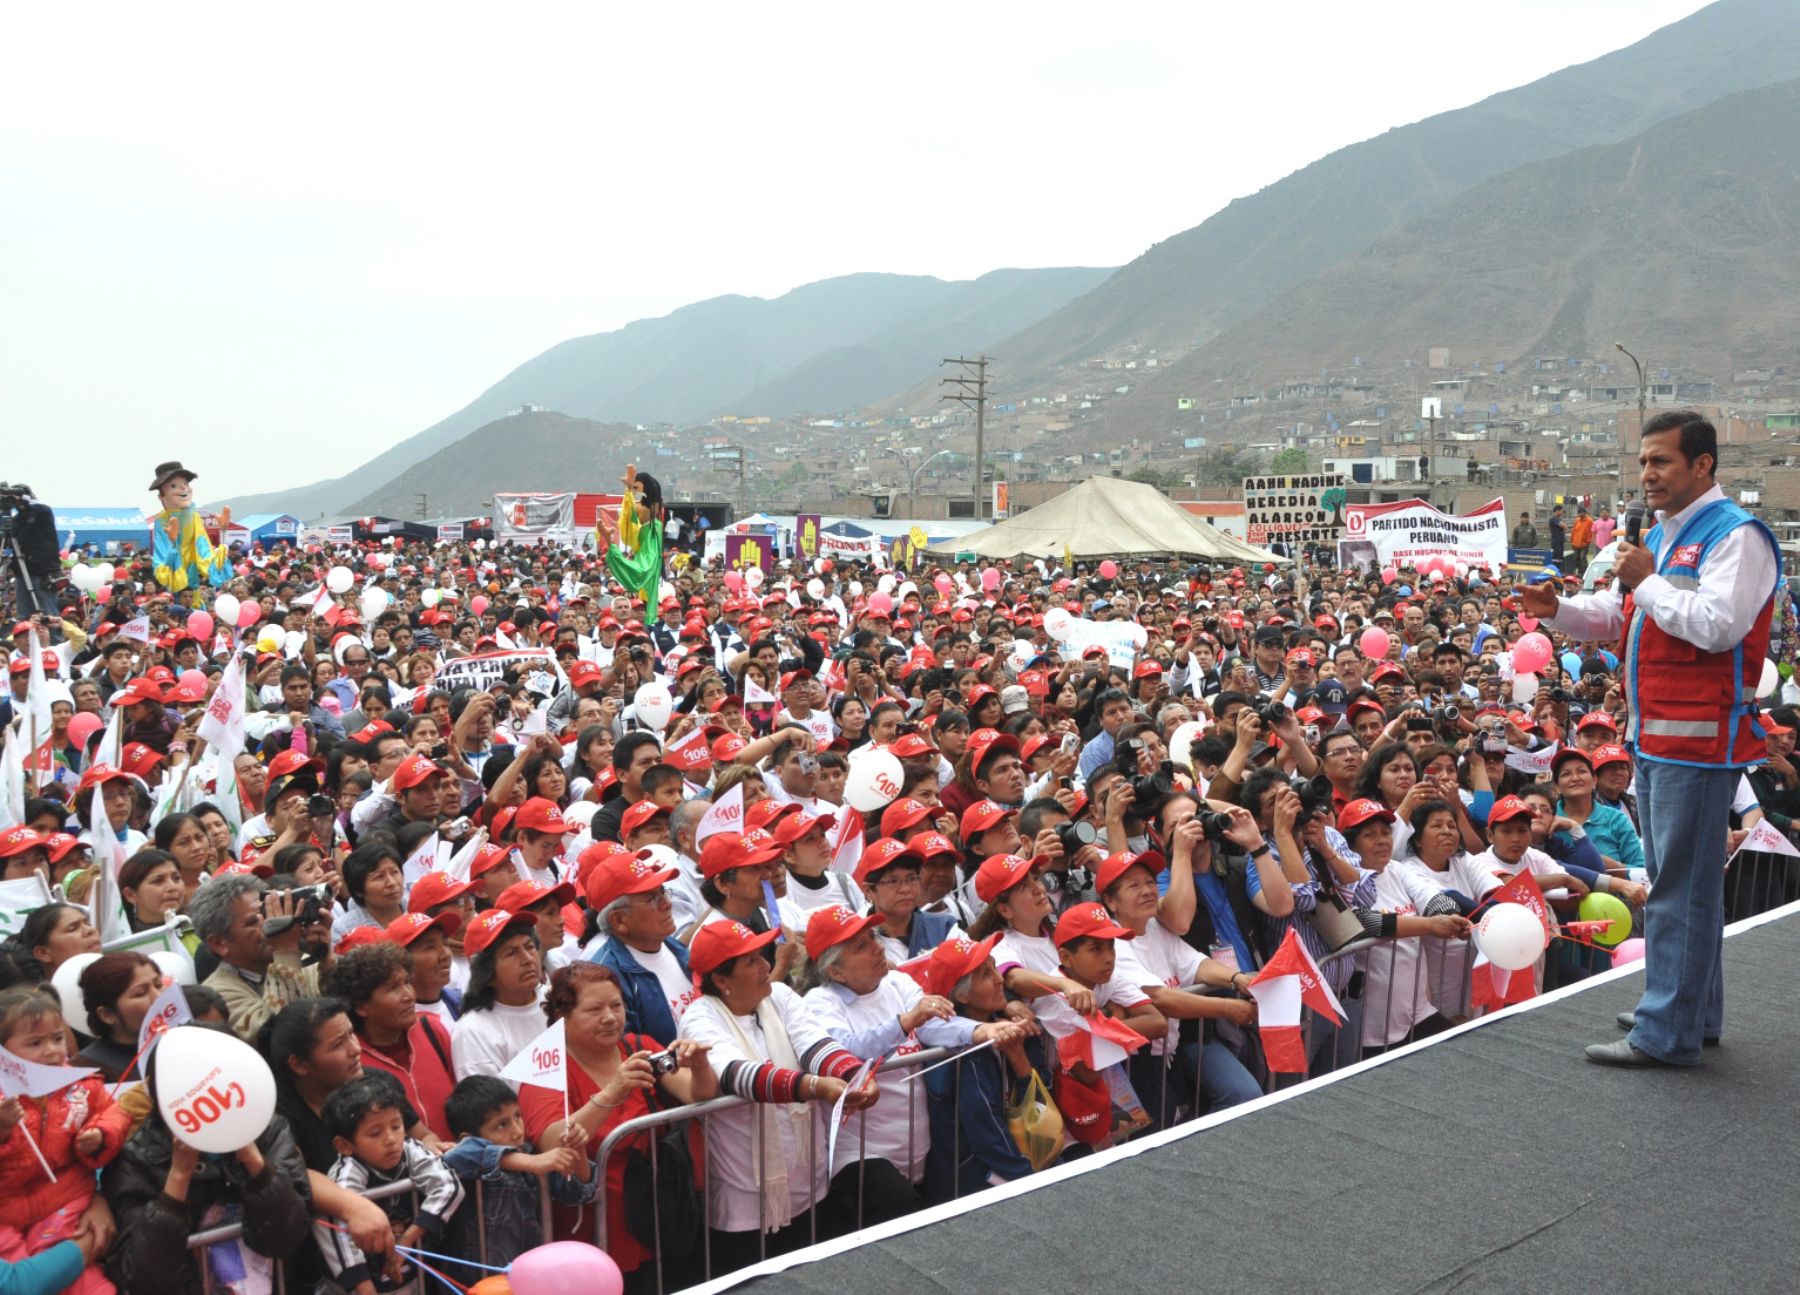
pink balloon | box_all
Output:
[1517,615,1539,633]
[933,573,954,595]
[508,1241,622,1295]
[1359,627,1390,660]
[1612,937,1645,967]
[868,592,893,616]
[237,602,262,629]
[1379,567,1397,586]
[723,571,744,593]
[67,713,103,749]
[92,584,112,605]
[186,612,214,640]
[470,595,489,616]
[179,669,207,692]
[980,568,1001,592]
[1099,560,1119,580]
[1512,631,1553,674]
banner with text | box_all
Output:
[1342,497,1509,575]
[1241,473,1348,551]
[1059,617,1140,669]
[494,493,577,547]
[432,647,564,694]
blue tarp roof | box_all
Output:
[231,513,301,541]
[56,507,149,547]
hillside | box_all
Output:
[343,410,638,518]
[1091,76,1800,427]
[218,266,1110,519]
[873,0,1800,412]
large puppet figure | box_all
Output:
[149,460,231,605]
[596,464,665,622]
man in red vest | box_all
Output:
[1520,411,1780,1067]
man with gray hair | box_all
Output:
[668,797,711,930]
[194,873,327,1043]
[584,848,694,1040]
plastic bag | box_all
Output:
[1007,1069,1064,1170]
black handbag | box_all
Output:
[620,1034,704,1254]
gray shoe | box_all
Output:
[1616,1012,1720,1046]
[1585,1038,1682,1067]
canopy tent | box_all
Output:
[225,513,301,547]
[56,507,150,554]
[921,476,1288,565]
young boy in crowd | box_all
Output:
[314,1076,466,1294]
[1050,903,1168,1144]
[440,1075,596,1267]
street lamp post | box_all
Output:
[886,448,952,518]
[1615,342,1648,433]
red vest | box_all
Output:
[1621,498,1777,768]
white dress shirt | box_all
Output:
[1548,485,1777,653]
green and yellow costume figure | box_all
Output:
[598,465,665,622]
[149,460,232,606]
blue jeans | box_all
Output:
[1129,1039,1264,1130]
[1629,758,1731,1064]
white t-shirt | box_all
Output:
[782,870,865,917]
[416,997,457,1029]
[1450,845,1569,901]
[627,941,700,1029]
[451,999,550,1084]
[1112,921,1202,1055]
[993,927,1147,1037]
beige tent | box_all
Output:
[922,476,1288,565]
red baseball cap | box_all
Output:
[904,831,959,863]
[803,904,885,961]
[0,827,46,859]
[469,843,516,878]
[496,878,578,914]
[853,837,916,886]
[711,733,748,763]
[960,799,1016,838]
[77,764,132,793]
[1576,711,1618,732]
[1370,662,1406,685]
[909,933,1002,998]
[41,834,84,864]
[121,742,165,778]
[620,800,673,837]
[408,870,478,913]
[1052,902,1135,947]
[462,908,537,958]
[965,729,1021,774]
[698,831,784,879]
[772,808,836,847]
[1335,798,1396,835]
[387,911,462,946]
[973,852,1038,904]
[1346,698,1387,723]
[889,733,938,760]
[336,926,395,955]
[1093,850,1166,896]
[1591,743,1632,769]
[688,919,780,975]
[745,800,800,834]
[1487,795,1534,827]
[266,749,325,781]
[879,798,934,837]
[391,753,447,792]
[514,798,576,835]
[585,847,680,912]
[1132,660,1164,679]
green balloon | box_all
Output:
[1578,891,1632,947]
[1781,662,1794,680]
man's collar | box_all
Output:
[1656,483,1726,533]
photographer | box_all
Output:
[193,873,329,1044]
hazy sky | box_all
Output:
[1,1,1709,505]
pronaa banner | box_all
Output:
[1342,497,1509,576]
[795,514,821,563]
[725,534,772,573]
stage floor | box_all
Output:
[717,905,1800,1295]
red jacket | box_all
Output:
[357,1013,458,1142]
[0,1075,133,1229]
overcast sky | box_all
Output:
[0,0,1709,505]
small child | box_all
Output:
[313,1076,465,1295]
[440,1076,594,1268]
[0,984,133,1294]
[1050,905,1169,1145]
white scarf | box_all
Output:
[688,992,811,1233]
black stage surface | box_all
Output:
[718,906,1800,1295]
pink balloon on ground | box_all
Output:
[238,602,262,628]
[1612,937,1645,966]
[508,1242,622,1295]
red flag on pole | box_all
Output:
[1247,929,1345,1074]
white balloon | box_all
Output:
[154,1025,278,1153]
[326,565,354,594]
[360,587,389,619]
[1131,624,1149,649]
[1511,672,1538,704]
[1477,902,1547,971]
[151,949,196,986]
[634,681,673,731]
[743,568,765,590]
[1169,720,1206,773]
[562,801,600,829]
[69,563,93,592]
[421,589,441,607]
[1758,656,1780,700]
[898,581,918,599]
[50,952,103,1032]
[845,747,905,812]
[849,581,864,598]
[95,563,115,585]
[1043,607,1074,640]
[213,593,241,625]
[282,629,305,655]
[806,578,825,600]
[876,574,896,595]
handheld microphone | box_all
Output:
[1620,499,1646,592]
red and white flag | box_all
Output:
[665,725,712,775]
[1248,928,1345,1074]
[695,782,744,847]
[196,651,246,758]
[1732,817,1800,860]
[829,806,864,875]
[118,615,152,643]
[743,676,776,706]
[1470,868,1551,1010]
[1055,1011,1150,1072]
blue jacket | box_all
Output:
[893,909,959,960]
[924,1034,1051,1201]
[590,935,690,1043]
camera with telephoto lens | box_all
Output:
[1054,818,1097,857]
[1255,701,1290,728]
[1285,774,1330,819]
[1196,808,1237,842]
[1114,739,1177,814]
[647,1049,680,1077]
[263,883,333,936]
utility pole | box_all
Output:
[1615,341,1648,434]
[415,492,428,521]
[711,444,747,509]
[941,355,990,519]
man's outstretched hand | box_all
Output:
[1515,582,1560,619]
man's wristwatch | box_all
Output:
[1248,842,1273,860]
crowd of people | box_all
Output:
[0,456,1796,1293]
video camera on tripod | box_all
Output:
[0,484,62,620]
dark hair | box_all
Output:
[1017,797,1068,839]
[323,1073,408,1141]
[544,962,620,1024]
[444,1074,518,1140]
[78,951,158,1038]
[19,903,86,974]
[322,944,412,1029]
[152,813,202,854]
[182,983,229,1022]
[1406,798,1456,845]
[259,995,355,1085]
[1356,742,1418,804]
[519,750,566,803]
[280,662,311,687]
[612,730,662,775]
[1237,767,1290,819]
[271,843,324,875]
[462,929,541,1014]
[341,839,402,906]
[1641,409,1718,475]
[119,847,180,897]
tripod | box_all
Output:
[0,509,54,622]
